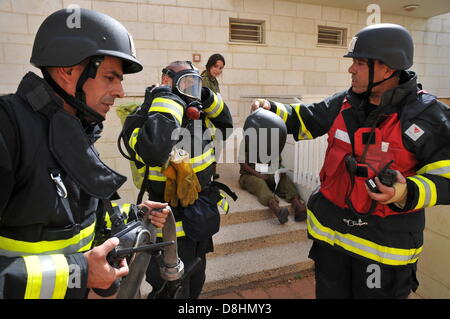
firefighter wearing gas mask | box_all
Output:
[121,61,233,298]
[251,24,450,298]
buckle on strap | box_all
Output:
[343,218,368,227]
[50,169,68,199]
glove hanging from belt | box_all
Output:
[162,149,202,207]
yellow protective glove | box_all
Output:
[162,163,179,207]
[171,149,202,207]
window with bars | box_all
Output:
[229,18,265,44]
[317,25,347,47]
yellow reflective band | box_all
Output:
[51,255,69,299]
[190,147,215,173]
[275,102,288,123]
[417,160,450,178]
[408,175,437,209]
[23,256,42,299]
[204,117,217,140]
[192,158,215,173]
[23,255,69,299]
[218,194,229,213]
[138,165,167,182]
[307,210,422,266]
[190,146,214,163]
[156,221,186,238]
[204,93,224,118]
[128,128,145,164]
[150,97,184,125]
[0,221,96,257]
[292,104,313,140]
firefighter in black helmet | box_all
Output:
[252,23,450,298]
[0,8,170,299]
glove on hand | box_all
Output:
[172,149,202,207]
[162,162,179,207]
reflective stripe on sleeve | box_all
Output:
[274,102,288,123]
[204,93,224,118]
[291,104,313,140]
[417,160,450,178]
[408,175,438,209]
[307,210,422,266]
[149,97,184,125]
[23,254,69,299]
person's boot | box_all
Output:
[291,196,307,222]
[268,198,288,224]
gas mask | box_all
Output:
[162,62,203,120]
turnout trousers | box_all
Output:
[309,241,419,299]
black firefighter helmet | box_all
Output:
[344,23,413,70]
[243,108,287,164]
[30,8,143,125]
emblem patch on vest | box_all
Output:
[405,123,425,141]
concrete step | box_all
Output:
[201,163,313,295]
[211,218,307,257]
[203,241,313,293]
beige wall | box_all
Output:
[416,206,450,299]
[0,0,449,298]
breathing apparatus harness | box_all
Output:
[343,59,399,225]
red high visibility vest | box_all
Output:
[319,99,418,217]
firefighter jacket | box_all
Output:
[267,71,450,266]
[122,85,233,238]
[0,72,136,298]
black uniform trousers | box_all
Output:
[146,236,212,299]
[309,241,419,299]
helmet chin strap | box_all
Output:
[364,59,399,100]
[42,57,106,128]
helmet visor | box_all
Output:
[176,73,202,101]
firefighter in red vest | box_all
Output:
[252,23,450,298]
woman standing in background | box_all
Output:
[201,53,225,93]
[202,54,226,180]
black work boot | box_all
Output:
[268,199,288,224]
[291,197,307,222]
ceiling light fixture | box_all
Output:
[403,4,419,12]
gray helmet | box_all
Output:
[31,8,142,74]
[344,23,413,70]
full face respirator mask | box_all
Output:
[162,62,203,120]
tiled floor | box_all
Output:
[203,273,316,299]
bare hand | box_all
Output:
[366,170,406,204]
[84,237,129,289]
[251,99,270,112]
[139,200,170,228]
